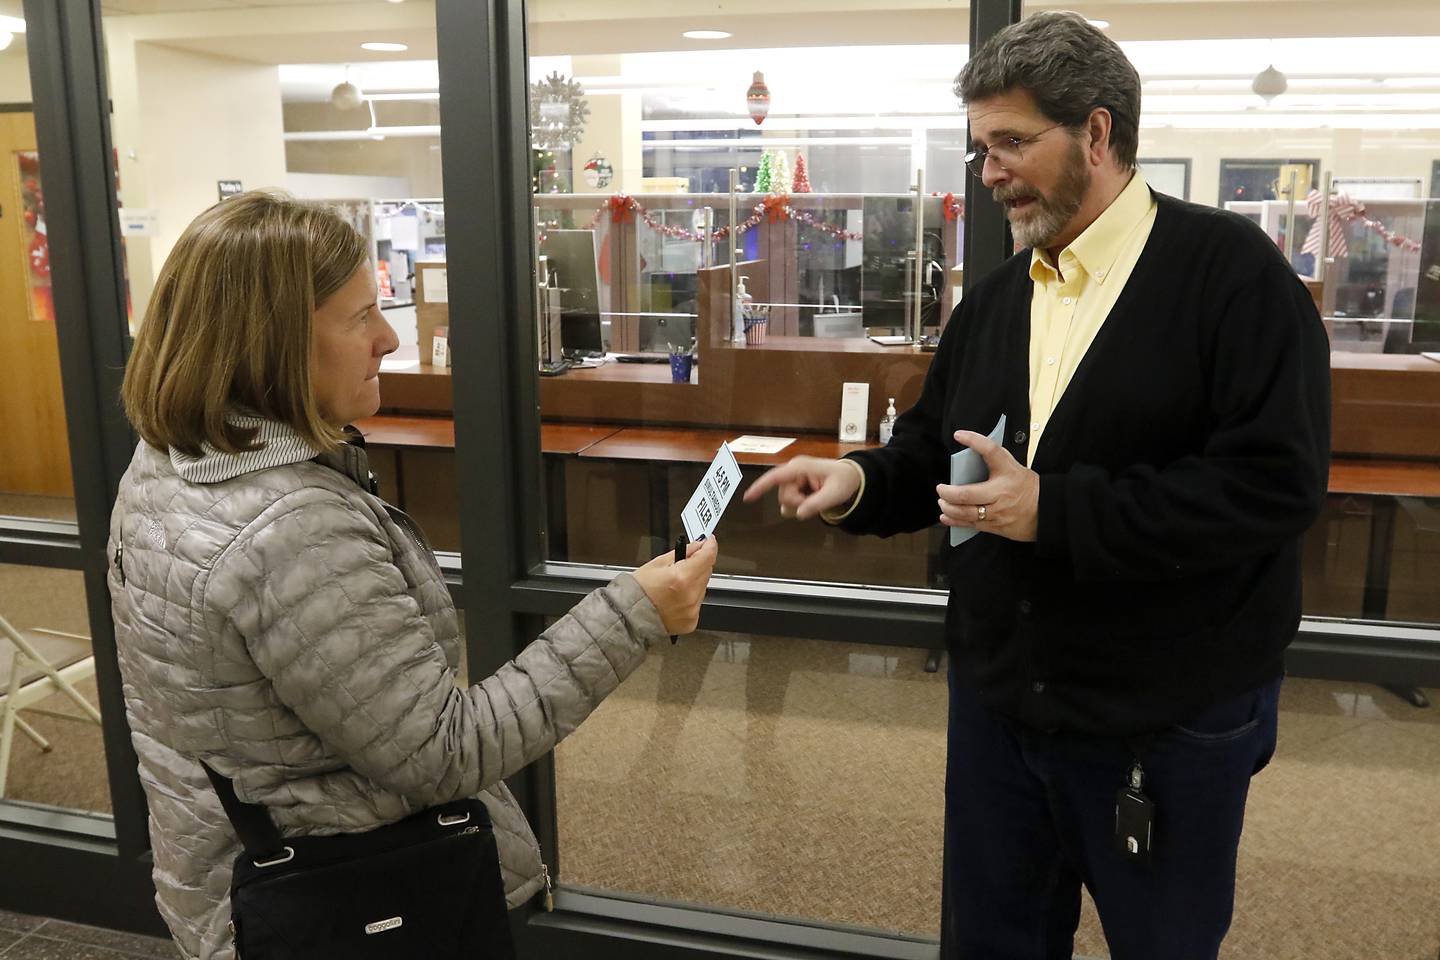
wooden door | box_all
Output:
[0,110,72,498]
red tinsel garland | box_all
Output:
[573,192,867,243]
[544,189,969,250]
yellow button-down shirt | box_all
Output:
[1025,173,1157,466]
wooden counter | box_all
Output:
[578,427,876,467]
[377,341,1440,460]
[1330,351,1440,459]
[354,415,620,456]
[1327,458,1440,498]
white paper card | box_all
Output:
[390,215,420,252]
[1423,352,1440,364]
[118,209,159,237]
[729,435,795,454]
[839,381,869,443]
[949,414,1007,547]
[680,442,742,542]
[422,268,449,303]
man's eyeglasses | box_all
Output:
[963,123,1066,177]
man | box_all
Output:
[744,12,1330,959]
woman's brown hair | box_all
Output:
[121,190,368,456]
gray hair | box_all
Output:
[954,11,1141,170]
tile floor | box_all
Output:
[0,910,173,960]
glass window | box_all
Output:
[520,0,967,940]
[0,563,113,815]
[0,21,76,524]
[555,628,946,937]
[102,1,458,550]
[1012,11,1440,630]
[528,4,969,594]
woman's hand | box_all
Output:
[632,536,719,635]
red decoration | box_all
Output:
[17,150,54,323]
[791,153,812,193]
[28,233,50,280]
[607,193,635,223]
[936,191,964,222]
[746,71,771,126]
[761,195,789,224]
[1303,189,1421,257]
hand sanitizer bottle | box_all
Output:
[878,397,897,444]
[734,275,752,343]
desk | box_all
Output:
[353,415,621,551]
[577,426,873,467]
[1325,459,1440,623]
[578,426,877,554]
[353,414,1440,620]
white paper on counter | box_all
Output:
[729,435,795,454]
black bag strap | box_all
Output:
[200,762,288,863]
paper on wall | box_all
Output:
[423,268,449,303]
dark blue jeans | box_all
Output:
[941,671,1281,960]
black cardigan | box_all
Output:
[842,192,1332,737]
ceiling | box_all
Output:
[91,0,1440,65]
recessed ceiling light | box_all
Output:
[361,42,409,52]
[683,30,732,40]
[0,15,24,33]
[1086,19,1110,29]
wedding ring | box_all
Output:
[977,505,987,522]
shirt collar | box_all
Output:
[168,412,324,483]
[1029,172,1153,285]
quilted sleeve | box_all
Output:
[206,487,665,808]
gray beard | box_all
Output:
[998,140,1090,250]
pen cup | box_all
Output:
[669,352,694,383]
[743,315,768,345]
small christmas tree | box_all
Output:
[792,152,812,193]
[769,150,790,195]
[753,151,773,193]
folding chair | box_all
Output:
[0,612,103,798]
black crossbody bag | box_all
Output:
[202,764,515,959]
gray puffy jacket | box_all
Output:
[107,419,665,959]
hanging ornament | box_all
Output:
[529,72,590,151]
[746,71,771,126]
[582,152,614,190]
[769,150,790,195]
[791,152,812,193]
[1251,64,1287,103]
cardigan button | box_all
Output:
[1014,430,1027,445]
[1017,599,1033,617]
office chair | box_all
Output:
[0,612,103,797]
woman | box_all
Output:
[107,191,717,959]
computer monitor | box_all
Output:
[560,313,603,359]
[860,196,946,331]
[1411,200,1440,351]
[638,315,695,353]
[540,229,602,317]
